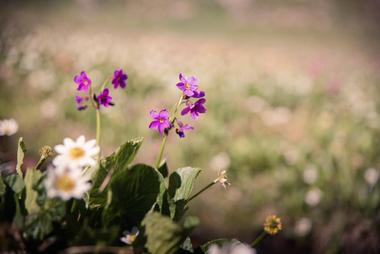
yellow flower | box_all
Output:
[263,215,282,235]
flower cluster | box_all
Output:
[73,69,128,110]
[149,73,206,138]
[44,136,99,200]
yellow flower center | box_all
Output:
[159,118,164,123]
[54,174,75,192]
[69,147,85,159]
[185,82,190,89]
[128,234,137,243]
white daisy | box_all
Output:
[53,135,99,168]
[120,227,139,245]
[0,118,18,136]
[44,164,91,200]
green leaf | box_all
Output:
[112,137,144,169]
[3,174,25,194]
[142,212,183,254]
[16,137,27,176]
[167,167,201,220]
[23,199,66,240]
[89,138,144,208]
[158,160,169,178]
[24,168,42,214]
[182,216,199,235]
[0,177,5,196]
[106,164,161,227]
[170,167,202,202]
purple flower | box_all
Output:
[190,90,205,98]
[176,73,198,97]
[75,95,88,111]
[112,69,128,89]
[175,120,193,138]
[74,71,92,92]
[181,98,206,119]
[96,88,113,108]
[149,109,171,134]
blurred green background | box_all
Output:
[1,0,380,253]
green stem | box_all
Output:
[155,134,167,168]
[188,181,215,202]
[154,95,183,168]
[35,157,46,170]
[96,109,101,152]
[251,231,267,248]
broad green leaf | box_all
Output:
[170,167,202,202]
[16,137,27,176]
[158,160,169,178]
[89,137,144,208]
[167,167,201,220]
[3,174,25,194]
[24,168,42,214]
[23,199,66,240]
[142,212,183,254]
[106,164,161,227]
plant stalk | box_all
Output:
[188,181,215,202]
[251,231,267,248]
[154,95,183,168]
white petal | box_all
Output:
[76,135,85,145]
[64,138,75,146]
[54,144,66,154]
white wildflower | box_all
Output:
[305,188,322,207]
[209,243,256,254]
[364,168,379,186]
[120,227,139,245]
[44,165,91,200]
[303,165,318,184]
[294,217,312,237]
[214,170,231,189]
[53,136,99,169]
[0,119,18,136]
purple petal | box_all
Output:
[150,110,159,118]
[181,107,190,116]
[159,109,169,119]
[149,121,159,129]
[196,98,206,105]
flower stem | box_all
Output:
[155,134,167,168]
[251,231,267,248]
[154,95,183,168]
[96,108,101,151]
[188,181,215,202]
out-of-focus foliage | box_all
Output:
[0,0,380,253]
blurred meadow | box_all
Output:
[1,0,380,253]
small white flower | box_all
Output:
[120,227,139,245]
[364,168,379,186]
[53,136,99,169]
[305,188,322,207]
[209,243,256,254]
[294,217,312,237]
[303,165,318,184]
[0,119,18,136]
[44,165,91,200]
[214,170,231,189]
